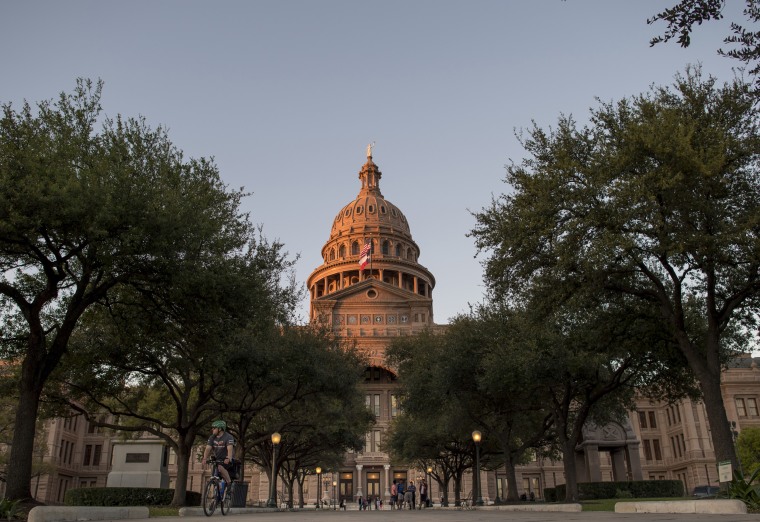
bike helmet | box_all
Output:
[212,420,227,430]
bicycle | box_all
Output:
[202,457,238,516]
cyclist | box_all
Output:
[202,420,235,486]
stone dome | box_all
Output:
[329,155,412,241]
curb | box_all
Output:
[614,499,747,514]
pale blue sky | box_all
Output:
[1,1,744,324]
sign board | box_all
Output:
[125,453,150,463]
[718,460,733,482]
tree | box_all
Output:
[236,326,372,508]
[648,1,760,92]
[385,330,484,507]
[0,78,253,500]
[443,309,555,503]
[737,426,760,477]
[60,234,296,506]
[471,67,760,477]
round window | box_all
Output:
[367,289,378,299]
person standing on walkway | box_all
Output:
[390,480,397,510]
[419,480,428,509]
[405,480,416,509]
[397,481,405,509]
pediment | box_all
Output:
[314,278,430,306]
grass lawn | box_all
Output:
[148,507,180,517]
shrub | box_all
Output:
[0,498,20,520]
[64,488,200,507]
[554,480,683,500]
[725,469,760,510]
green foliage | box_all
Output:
[555,480,683,501]
[648,1,760,92]
[725,469,760,510]
[471,65,759,473]
[614,488,634,499]
[64,487,200,507]
[0,498,20,520]
[737,427,760,476]
[0,78,261,500]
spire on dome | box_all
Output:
[358,143,382,196]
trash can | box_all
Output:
[232,482,249,507]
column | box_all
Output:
[611,448,626,481]
[384,464,391,501]
[625,441,644,480]
[356,464,364,500]
[584,444,602,482]
[413,276,418,294]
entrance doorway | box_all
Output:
[339,472,353,503]
[366,472,381,499]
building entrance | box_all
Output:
[339,472,353,503]
[366,472,381,499]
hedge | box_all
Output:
[64,487,201,506]
[553,480,684,501]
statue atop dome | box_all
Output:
[366,141,375,158]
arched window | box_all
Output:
[406,248,412,260]
[395,244,401,257]
[352,242,360,255]
[339,244,346,259]
[382,240,389,255]
[329,248,336,261]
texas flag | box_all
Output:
[359,242,371,270]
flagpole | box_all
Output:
[369,239,373,279]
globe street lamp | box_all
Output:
[316,467,322,509]
[267,432,281,508]
[472,430,483,506]
[332,480,337,510]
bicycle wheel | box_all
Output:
[203,479,219,516]
[220,483,234,515]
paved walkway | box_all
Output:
[155,509,757,522]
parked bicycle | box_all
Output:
[202,457,238,516]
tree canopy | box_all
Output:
[0,79,254,500]
[648,1,760,92]
[471,67,760,477]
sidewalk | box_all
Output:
[28,504,757,522]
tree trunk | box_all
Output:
[440,476,450,506]
[6,374,42,500]
[504,454,520,502]
[453,473,462,506]
[672,326,739,477]
[171,435,194,507]
[561,438,579,502]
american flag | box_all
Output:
[359,242,371,269]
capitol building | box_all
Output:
[13,150,760,505]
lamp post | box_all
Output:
[332,480,337,510]
[427,466,433,508]
[472,430,483,506]
[316,467,322,509]
[267,432,281,508]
